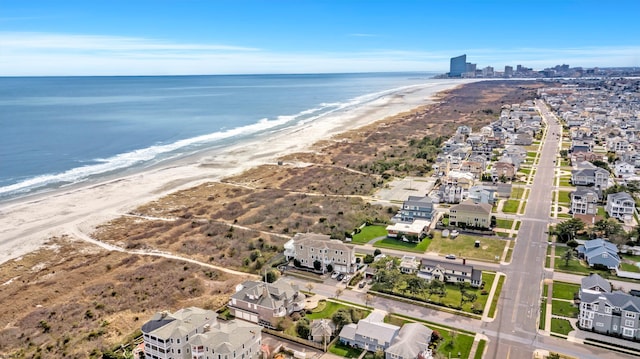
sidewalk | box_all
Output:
[481,272,504,322]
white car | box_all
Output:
[331,272,340,279]
[342,275,351,283]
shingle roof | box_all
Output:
[385,323,433,359]
[581,273,611,293]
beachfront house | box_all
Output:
[141,307,262,359]
[284,232,356,273]
[228,279,305,328]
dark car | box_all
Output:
[336,273,345,281]
[358,281,366,288]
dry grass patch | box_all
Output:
[0,236,238,358]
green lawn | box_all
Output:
[550,318,573,336]
[496,218,514,229]
[351,225,388,244]
[474,340,487,359]
[488,275,505,318]
[557,190,571,205]
[597,206,606,217]
[329,342,363,358]
[306,301,345,320]
[551,300,579,318]
[622,253,640,262]
[621,262,640,273]
[515,221,521,230]
[559,177,573,187]
[502,200,520,214]
[428,232,507,262]
[552,282,579,300]
[539,298,547,330]
[373,237,431,253]
[510,187,526,200]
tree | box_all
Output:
[305,283,314,292]
[594,218,624,238]
[490,215,497,228]
[373,248,382,256]
[326,263,333,273]
[562,248,574,267]
[264,269,278,283]
[313,259,322,271]
[332,308,352,330]
[296,318,311,339]
[363,254,375,264]
[554,218,584,242]
[405,277,427,297]
[335,288,344,299]
[363,293,374,307]
[566,239,579,249]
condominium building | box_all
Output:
[448,200,492,229]
[606,192,635,221]
[141,307,262,359]
[449,54,467,77]
[284,233,356,273]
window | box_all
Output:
[623,328,634,337]
[624,319,634,326]
[626,312,637,319]
[605,307,611,314]
[593,304,598,311]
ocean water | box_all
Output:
[0,72,437,200]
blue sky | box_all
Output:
[1,0,639,76]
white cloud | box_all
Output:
[0,32,638,76]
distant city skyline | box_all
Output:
[1,0,639,76]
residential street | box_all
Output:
[287,99,637,359]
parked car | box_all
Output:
[336,273,345,281]
[342,275,351,283]
[358,281,366,289]
[331,271,340,279]
[445,254,456,260]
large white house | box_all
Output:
[141,307,262,359]
[605,192,635,221]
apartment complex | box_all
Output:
[284,233,356,273]
[448,200,492,229]
[141,307,262,359]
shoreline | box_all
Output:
[0,79,476,265]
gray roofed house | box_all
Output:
[570,186,599,215]
[397,196,434,222]
[571,165,610,189]
[229,279,306,328]
[338,310,400,352]
[417,258,482,287]
[580,273,611,294]
[579,288,640,340]
[576,238,620,269]
[385,323,433,359]
[310,319,335,343]
[606,191,635,221]
[141,307,262,359]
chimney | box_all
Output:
[462,258,466,265]
[203,324,211,333]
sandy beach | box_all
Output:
[0,79,475,265]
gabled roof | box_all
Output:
[607,191,634,202]
[450,200,492,215]
[386,323,433,359]
[581,273,611,293]
[354,310,399,345]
